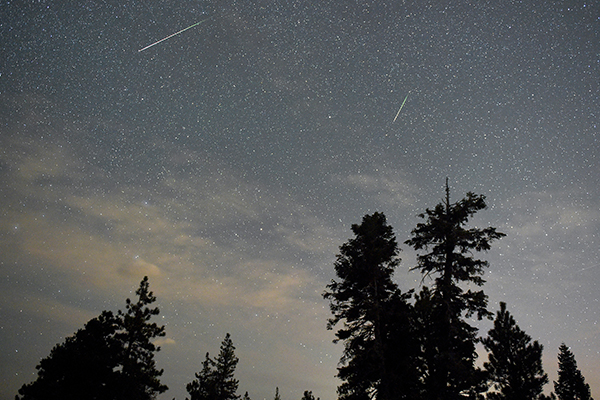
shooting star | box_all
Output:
[138,17,212,53]
[392,93,409,122]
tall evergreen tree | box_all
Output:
[482,302,548,400]
[116,276,168,400]
[213,333,240,400]
[323,213,415,400]
[383,289,424,400]
[554,343,593,400]
[187,353,219,400]
[405,181,505,400]
[16,277,168,400]
[187,333,240,400]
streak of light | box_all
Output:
[138,17,212,53]
[392,93,409,122]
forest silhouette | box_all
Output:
[16,184,594,400]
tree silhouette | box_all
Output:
[187,353,218,400]
[16,311,121,400]
[187,333,240,400]
[115,276,168,400]
[16,277,168,400]
[482,302,548,400]
[554,343,593,400]
[405,181,505,400]
[301,391,319,400]
[324,212,418,400]
[213,334,240,400]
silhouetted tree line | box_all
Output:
[16,183,594,400]
[14,274,317,400]
[16,276,168,400]
[323,182,594,400]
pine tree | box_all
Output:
[405,181,505,400]
[187,333,240,400]
[482,302,548,400]
[213,334,240,400]
[323,213,416,400]
[16,311,121,400]
[16,277,168,400]
[554,343,593,400]
[187,353,219,400]
[116,276,168,400]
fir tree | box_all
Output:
[482,302,548,400]
[187,333,240,400]
[324,213,417,400]
[554,343,593,400]
[405,181,505,400]
[187,353,219,400]
[116,276,168,400]
[16,277,168,400]
[213,334,240,400]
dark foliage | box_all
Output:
[16,277,167,400]
[482,302,548,400]
[186,333,240,400]
[405,182,505,400]
[324,212,421,400]
[554,343,593,400]
[116,276,168,399]
[301,391,319,400]
[15,311,121,400]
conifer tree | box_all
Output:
[16,311,121,400]
[187,353,219,400]
[187,333,240,400]
[16,277,168,400]
[382,289,424,399]
[405,181,505,400]
[482,302,548,400]
[554,343,593,400]
[116,276,168,400]
[213,334,240,400]
[324,213,416,400]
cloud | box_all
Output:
[120,258,162,278]
[498,190,600,276]
[331,167,419,209]
[154,337,177,347]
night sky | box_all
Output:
[1,1,598,399]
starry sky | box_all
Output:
[1,1,598,399]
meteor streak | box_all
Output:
[392,93,409,122]
[138,17,212,52]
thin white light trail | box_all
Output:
[138,17,212,52]
[393,93,409,122]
